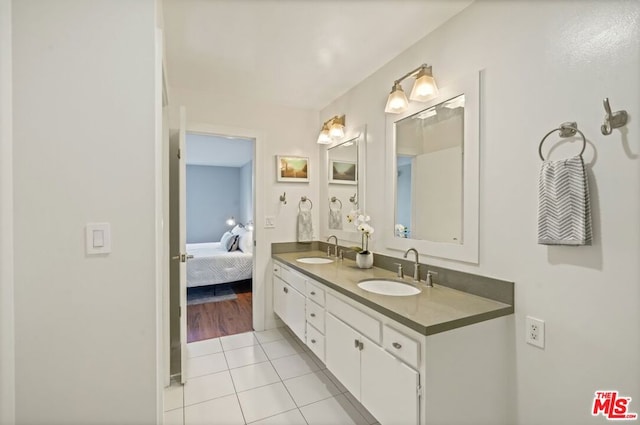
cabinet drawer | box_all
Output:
[273,261,282,278]
[306,323,325,362]
[306,280,326,307]
[383,325,420,369]
[306,299,325,333]
[281,266,307,294]
[326,294,381,344]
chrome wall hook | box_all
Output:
[279,192,287,204]
[601,98,628,135]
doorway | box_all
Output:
[183,132,255,342]
[169,126,256,378]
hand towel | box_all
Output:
[329,209,343,230]
[297,210,313,242]
[538,155,592,245]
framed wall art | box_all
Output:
[277,155,309,182]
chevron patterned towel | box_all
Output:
[538,155,592,245]
[297,210,314,243]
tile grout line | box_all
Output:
[256,331,311,425]
[223,348,249,425]
[183,330,361,425]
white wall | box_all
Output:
[169,88,319,329]
[0,0,15,423]
[320,1,639,424]
[13,1,158,423]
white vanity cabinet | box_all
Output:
[326,302,420,425]
[272,263,306,341]
[272,258,511,425]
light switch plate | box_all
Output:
[264,216,276,228]
[86,223,111,255]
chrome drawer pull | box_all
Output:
[310,291,316,295]
[283,287,288,293]
[392,342,402,349]
[354,339,359,348]
[310,313,316,318]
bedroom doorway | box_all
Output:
[169,111,258,380]
[183,131,255,343]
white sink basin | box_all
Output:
[357,279,421,296]
[296,257,334,265]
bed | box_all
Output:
[186,242,253,288]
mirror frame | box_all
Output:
[320,124,367,244]
[384,72,480,263]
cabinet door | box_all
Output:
[273,276,287,322]
[361,339,420,425]
[326,314,361,399]
[287,283,306,341]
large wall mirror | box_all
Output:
[385,72,479,263]
[320,125,366,243]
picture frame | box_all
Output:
[277,155,310,182]
[329,160,357,185]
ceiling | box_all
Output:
[162,0,473,110]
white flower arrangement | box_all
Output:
[347,210,374,253]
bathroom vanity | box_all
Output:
[272,249,513,425]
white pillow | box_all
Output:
[231,225,247,236]
[238,231,253,253]
[220,231,233,246]
[225,234,239,252]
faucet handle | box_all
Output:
[425,270,438,287]
[393,263,404,278]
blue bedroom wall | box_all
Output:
[239,160,253,225]
[186,165,240,243]
[396,162,412,235]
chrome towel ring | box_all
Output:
[329,196,342,211]
[538,122,586,161]
[299,196,313,211]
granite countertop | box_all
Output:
[272,250,514,336]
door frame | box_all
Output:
[181,121,265,333]
[0,0,15,422]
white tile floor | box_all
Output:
[164,327,380,425]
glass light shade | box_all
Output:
[409,68,438,101]
[329,122,345,139]
[317,128,331,144]
[385,83,409,113]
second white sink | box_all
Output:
[358,279,421,296]
[296,257,334,265]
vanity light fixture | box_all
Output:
[385,64,439,114]
[317,122,331,144]
[317,115,346,144]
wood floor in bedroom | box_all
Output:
[187,280,253,343]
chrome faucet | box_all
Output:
[327,235,338,257]
[403,248,420,281]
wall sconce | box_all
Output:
[385,64,438,114]
[317,115,346,144]
[226,216,236,226]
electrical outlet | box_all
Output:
[526,316,545,348]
